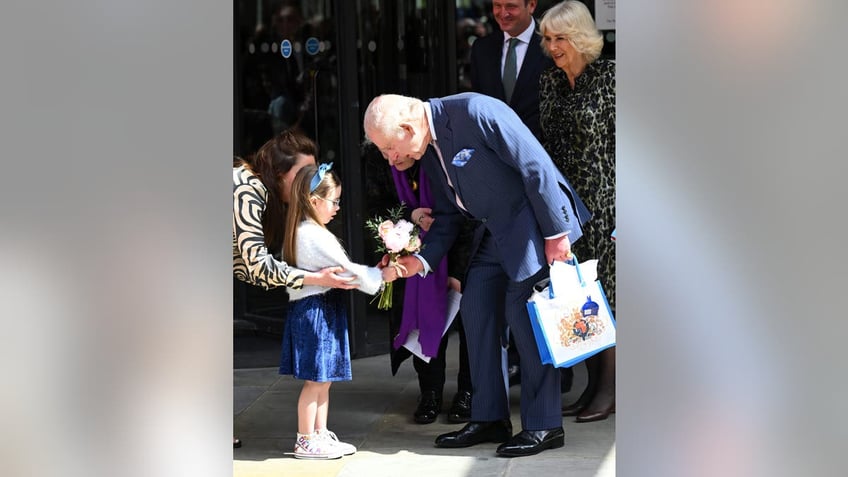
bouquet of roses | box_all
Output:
[365,204,422,310]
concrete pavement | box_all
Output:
[234,332,615,477]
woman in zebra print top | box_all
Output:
[233,130,356,291]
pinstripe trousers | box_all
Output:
[459,230,563,431]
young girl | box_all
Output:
[279,163,398,460]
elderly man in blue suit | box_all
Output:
[364,93,591,457]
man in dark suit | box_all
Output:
[469,0,552,140]
[363,93,591,457]
[470,0,571,391]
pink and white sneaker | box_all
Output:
[315,428,357,456]
[293,433,343,460]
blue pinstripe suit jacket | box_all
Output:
[418,93,592,282]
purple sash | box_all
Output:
[390,166,449,358]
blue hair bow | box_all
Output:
[309,162,334,193]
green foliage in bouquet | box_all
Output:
[365,203,422,310]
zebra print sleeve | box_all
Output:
[232,166,305,289]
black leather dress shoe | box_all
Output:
[413,391,442,424]
[496,427,564,457]
[434,420,512,448]
[575,402,615,423]
[447,390,472,423]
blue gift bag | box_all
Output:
[527,256,616,368]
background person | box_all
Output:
[233,130,357,290]
[388,163,474,425]
[539,0,616,423]
[469,0,552,139]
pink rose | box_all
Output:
[405,236,421,253]
[384,226,411,253]
[395,219,414,235]
[377,220,394,240]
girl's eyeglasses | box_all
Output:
[318,197,341,207]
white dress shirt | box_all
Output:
[500,19,537,80]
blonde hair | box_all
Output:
[539,1,604,63]
[282,164,341,265]
[362,94,424,145]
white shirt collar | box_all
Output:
[423,102,437,142]
[502,18,536,44]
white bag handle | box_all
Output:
[549,254,582,298]
[548,254,602,299]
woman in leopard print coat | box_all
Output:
[539,1,615,423]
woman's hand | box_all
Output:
[411,207,433,232]
[304,266,357,289]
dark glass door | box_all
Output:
[234,0,345,341]
[234,0,461,358]
[235,1,339,156]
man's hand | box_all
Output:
[395,255,425,278]
[544,235,573,265]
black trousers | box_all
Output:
[413,314,472,396]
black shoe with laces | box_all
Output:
[435,420,513,448]
[447,390,472,423]
[413,390,442,424]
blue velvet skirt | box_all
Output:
[279,289,352,382]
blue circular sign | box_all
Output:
[280,39,292,58]
[305,37,320,56]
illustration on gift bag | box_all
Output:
[559,295,608,347]
[527,256,615,368]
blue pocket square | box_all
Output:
[451,148,475,167]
